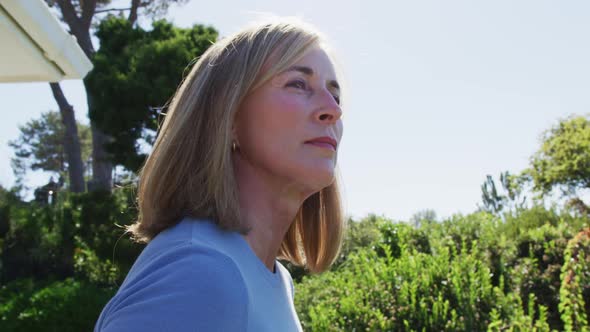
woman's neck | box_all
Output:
[234,162,312,271]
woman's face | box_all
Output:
[234,45,343,193]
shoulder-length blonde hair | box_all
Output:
[128,18,344,274]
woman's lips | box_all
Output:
[305,136,337,151]
[305,142,336,151]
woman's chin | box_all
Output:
[302,169,336,192]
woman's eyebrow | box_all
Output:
[285,65,340,90]
[286,65,314,76]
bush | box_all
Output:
[296,242,498,331]
[1,201,74,281]
[285,214,384,281]
[559,228,590,332]
[509,223,570,330]
[0,187,143,285]
[0,278,115,332]
[66,188,143,285]
[487,292,552,332]
[295,209,588,331]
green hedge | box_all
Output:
[0,188,143,285]
[0,278,115,332]
[295,209,589,331]
[1,187,589,331]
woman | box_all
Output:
[95,17,344,332]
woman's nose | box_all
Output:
[314,89,342,124]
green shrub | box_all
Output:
[509,223,569,330]
[285,214,385,281]
[335,215,384,266]
[73,238,120,286]
[379,221,431,255]
[487,292,552,332]
[66,188,143,285]
[296,240,497,331]
[1,201,74,281]
[295,209,588,331]
[559,228,590,332]
[0,278,115,332]
[0,278,38,328]
[1,187,143,285]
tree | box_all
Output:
[480,171,528,215]
[44,0,189,191]
[525,115,590,214]
[481,175,504,214]
[49,84,86,192]
[410,209,437,228]
[8,111,91,192]
[85,17,217,170]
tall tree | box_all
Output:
[45,0,189,191]
[85,17,217,170]
[8,111,91,191]
[49,83,85,192]
[525,115,590,215]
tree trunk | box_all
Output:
[88,124,113,191]
[84,79,113,192]
[49,82,85,192]
[54,0,114,192]
[128,0,141,25]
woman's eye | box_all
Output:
[333,95,341,105]
[286,79,307,90]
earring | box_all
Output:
[232,141,237,152]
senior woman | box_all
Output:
[94,18,344,331]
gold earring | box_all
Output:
[232,141,237,152]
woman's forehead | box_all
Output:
[253,43,341,92]
[288,46,338,80]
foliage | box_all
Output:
[487,292,552,332]
[1,198,75,281]
[73,236,120,286]
[45,0,190,26]
[559,228,590,332]
[337,215,384,264]
[1,201,589,330]
[297,243,498,331]
[480,171,529,215]
[8,111,91,190]
[3,114,589,331]
[0,278,115,332]
[43,0,194,192]
[295,210,589,331]
[0,187,142,285]
[284,214,385,281]
[409,209,437,228]
[527,115,590,194]
[376,220,432,257]
[86,17,218,171]
[524,115,590,217]
[0,185,20,240]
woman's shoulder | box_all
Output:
[95,218,250,331]
[131,217,241,268]
[122,217,248,293]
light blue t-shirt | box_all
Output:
[94,218,303,332]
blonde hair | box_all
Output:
[128,18,344,273]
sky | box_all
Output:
[1,0,589,221]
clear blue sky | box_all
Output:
[1,1,589,221]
